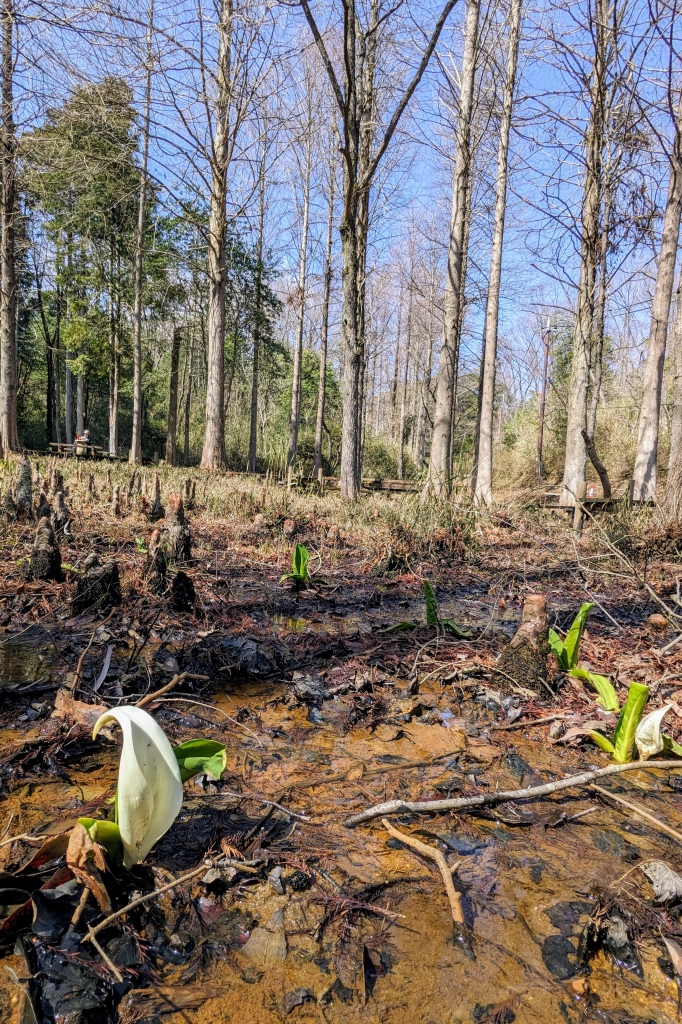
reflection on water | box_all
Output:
[0,628,52,688]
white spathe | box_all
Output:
[93,706,183,868]
[635,704,673,760]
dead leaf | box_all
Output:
[662,935,682,977]
[641,861,682,902]
[66,823,111,913]
[52,689,107,729]
[15,832,71,874]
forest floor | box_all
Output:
[2,463,682,1024]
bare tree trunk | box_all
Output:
[416,270,435,469]
[667,279,682,505]
[248,145,266,474]
[130,0,154,465]
[426,0,480,498]
[314,153,334,477]
[76,377,84,435]
[397,285,412,479]
[473,0,522,505]
[183,329,194,467]
[0,0,19,455]
[588,187,611,438]
[108,232,120,456]
[54,331,62,443]
[561,0,607,506]
[288,125,311,468]
[632,91,682,501]
[65,366,73,443]
[201,0,232,471]
[166,326,181,465]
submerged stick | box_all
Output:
[382,818,463,925]
[135,671,208,709]
[344,760,682,827]
[590,784,682,844]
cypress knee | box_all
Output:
[497,594,551,692]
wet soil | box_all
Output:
[1,484,682,1023]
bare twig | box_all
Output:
[134,671,208,709]
[590,784,682,844]
[382,818,465,930]
[491,714,569,732]
[82,855,261,947]
[344,760,682,827]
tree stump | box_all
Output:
[496,594,551,692]
[71,559,122,616]
[164,493,191,562]
[36,491,50,521]
[15,457,33,520]
[51,492,71,537]
[28,517,62,582]
[144,528,167,594]
[149,474,164,521]
[112,485,121,517]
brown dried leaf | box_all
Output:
[66,823,111,913]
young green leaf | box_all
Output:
[549,628,569,671]
[612,683,649,763]
[442,618,473,639]
[78,818,123,861]
[173,739,227,783]
[563,602,594,669]
[379,621,418,633]
[293,543,309,581]
[570,668,619,712]
[424,581,439,626]
[587,730,616,755]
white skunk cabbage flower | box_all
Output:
[635,704,673,760]
[93,706,183,868]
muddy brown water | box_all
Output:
[0,588,680,1023]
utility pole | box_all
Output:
[536,318,551,485]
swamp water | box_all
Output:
[0,587,679,1024]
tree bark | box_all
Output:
[632,90,682,501]
[426,0,480,499]
[288,124,311,469]
[416,269,435,470]
[473,0,522,505]
[200,0,232,471]
[561,0,607,506]
[64,365,73,443]
[76,376,84,435]
[130,0,154,465]
[183,329,194,467]
[0,0,19,455]
[666,279,682,508]
[581,429,611,498]
[588,186,611,438]
[314,152,334,477]
[397,285,412,479]
[108,230,120,456]
[166,326,182,465]
[248,144,266,474]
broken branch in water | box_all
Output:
[590,784,682,844]
[491,714,568,732]
[344,760,682,827]
[382,818,464,925]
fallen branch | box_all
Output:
[135,671,208,709]
[590,783,682,844]
[344,760,682,827]
[491,714,568,732]
[382,818,463,925]
[381,818,473,959]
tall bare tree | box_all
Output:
[288,109,312,468]
[473,0,523,505]
[0,0,19,454]
[130,0,155,465]
[426,0,480,498]
[300,0,458,498]
[560,0,608,505]
[314,140,335,477]
[632,88,682,500]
